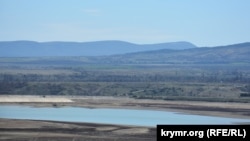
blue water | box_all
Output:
[0,105,249,126]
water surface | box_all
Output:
[0,105,249,126]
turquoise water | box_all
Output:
[0,105,249,126]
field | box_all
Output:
[0,60,250,103]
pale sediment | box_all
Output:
[0,95,72,103]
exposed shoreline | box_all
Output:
[0,95,250,119]
[0,118,156,141]
[1,95,250,141]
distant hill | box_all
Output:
[95,42,250,64]
[0,40,196,57]
[0,41,249,64]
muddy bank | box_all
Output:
[71,96,250,119]
[0,118,155,141]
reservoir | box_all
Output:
[0,105,249,126]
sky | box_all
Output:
[0,0,249,46]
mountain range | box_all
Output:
[97,42,250,64]
[0,40,196,57]
[0,40,249,64]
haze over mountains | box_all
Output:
[99,42,250,64]
[0,40,249,64]
[0,41,196,57]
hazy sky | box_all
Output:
[0,0,249,46]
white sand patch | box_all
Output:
[0,95,72,103]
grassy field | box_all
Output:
[0,58,250,103]
[1,82,249,102]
